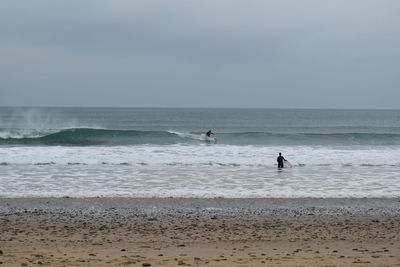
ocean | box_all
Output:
[1,107,400,198]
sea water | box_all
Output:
[1,107,400,198]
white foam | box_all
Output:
[168,130,208,142]
[1,144,400,198]
[1,144,400,166]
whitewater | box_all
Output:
[1,107,400,198]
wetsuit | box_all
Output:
[277,155,285,168]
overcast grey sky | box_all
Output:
[1,0,399,108]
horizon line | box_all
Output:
[1,105,400,111]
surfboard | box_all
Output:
[283,161,293,168]
[200,133,217,143]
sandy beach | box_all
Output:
[1,198,400,266]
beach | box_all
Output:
[2,0,400,263]
[1,198,400,266]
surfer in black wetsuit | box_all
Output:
[206,130,213,137]
[277,152,286,168]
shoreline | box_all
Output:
[1,197,400,216]
[1,198,400,266]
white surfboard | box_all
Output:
[283,161,293,168]
[200,133,217,143]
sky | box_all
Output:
[1,0,399,109]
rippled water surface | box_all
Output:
[1,107,400,197]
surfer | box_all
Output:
[277,152,286,168]
[206,130,213,137]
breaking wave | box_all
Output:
[2,128,400,146]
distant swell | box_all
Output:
[2,128,400,146]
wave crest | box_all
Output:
[0,128,185,146]
[2,128,400,146]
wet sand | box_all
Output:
[1,198,400,266]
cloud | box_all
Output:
[1,0,400,108]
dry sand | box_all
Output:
[1,198,400,266]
